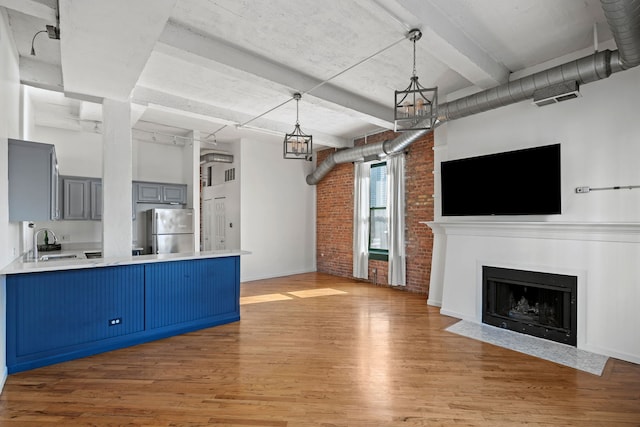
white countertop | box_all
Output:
[1,249,250,275]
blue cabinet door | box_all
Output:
[7,265,144,371]
[6,257,240,374]
[145,257,240,331]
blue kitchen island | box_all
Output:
[2,250,246,374]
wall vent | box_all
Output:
[224,168,235,182]
[533,81,581,107]
[201,152,234,163]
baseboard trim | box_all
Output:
[0,366,7,394]
[241,268,317,283]
[427,298,442,307]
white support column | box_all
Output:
[184,130,200,251]
[102,98,133,258]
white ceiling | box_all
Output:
[1,0,613,150]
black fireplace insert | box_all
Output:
[482,266,577,346]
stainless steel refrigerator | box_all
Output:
[147,208,195,254]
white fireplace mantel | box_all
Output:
[421,220,640,365]
[423,221,640,243]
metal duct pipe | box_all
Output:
[306,0,640,185]
[601,0,640,69]
[439,50,612,121]
[306,52,612,185]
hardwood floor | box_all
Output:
[1,272,639,426]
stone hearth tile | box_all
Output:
[445,320,609,376]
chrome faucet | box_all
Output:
[33,228,57,261]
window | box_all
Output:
[369,162,388,260]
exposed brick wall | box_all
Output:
[316,149,354,278]
[316,130,434,294]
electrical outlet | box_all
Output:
[108,317,122,326]
[575,186,591,193]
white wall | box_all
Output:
[29,125,103,177]
[29,124,185,184]
[0,8,22,392]
[435,67,640,223]
[135,139,184,183]
[431,65,640,364]
[240,137,316,282]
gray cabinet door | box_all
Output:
[91,181,102,220]
[136,183,162,202]
[134,182,187,204]
[50,147,60,220]
[8,139,58,221]
[63,178,90,220]
[162,184,187,204]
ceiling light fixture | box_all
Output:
[394,29,438,132]
[30,23,60,56]
[283,93,312,161]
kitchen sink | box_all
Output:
[84,251,102,259]
[39,253,78,261]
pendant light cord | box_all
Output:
[412,37,417,77]
[208,33,408,139]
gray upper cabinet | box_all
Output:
[8,139,60,221]
[136,183,162,203]
[62,178,90,220]
[61,176,102,220]
[134,182,187,205]
[91,181,102,220]
[162,184,187,204]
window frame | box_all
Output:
[368,161,389,261]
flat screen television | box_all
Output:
[441,144,561,216]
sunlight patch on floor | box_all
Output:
[240,293,293,305]
[287,288,348,298]
[240,288,348,305]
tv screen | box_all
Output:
[441,144,561,216]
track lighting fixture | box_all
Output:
[30,24,60,56]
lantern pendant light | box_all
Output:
[394,29,438,132]
[283,93,313,161]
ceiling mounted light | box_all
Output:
[394,29,438,132]
[283,93,313,161]
[30,24,60,56]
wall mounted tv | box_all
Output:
[441,143,561,216]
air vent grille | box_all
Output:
[533,81,580,107]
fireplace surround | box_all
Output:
[482,266,577,346]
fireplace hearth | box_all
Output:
[482,266,577,346]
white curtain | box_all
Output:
[387,154,406,286]
[353,162,370,279]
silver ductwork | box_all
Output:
[306,0,640,185]
[439,50,612,121]
[601,0,640,69]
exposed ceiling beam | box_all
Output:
[59,0,177,101]
[0,0,56,22]
[376,0,510,88]
[157,21,394,129]
[132,86,350,149]
[19,56,63,92]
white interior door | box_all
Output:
[215,197,226,250]
[202,198,213,251]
